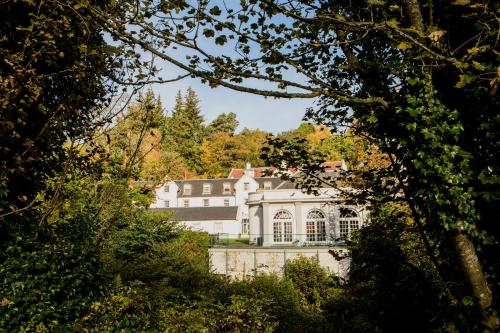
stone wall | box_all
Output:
[209,246,350,279]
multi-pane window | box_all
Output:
[223,183,231,194]
[164,200,169,208]
[224,199,230,207]
[306,209,326,242]
[264,181,272,190]
[241,218,249,235]
[339,208,360,241]
[164,184,169,192]
[203,199,209,207]
[183,199,189,208]
[203,183,211,194]
[183,184,192,195]
[273,210,293,243]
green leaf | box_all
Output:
[203,29,215,38]
[209,6,222,16]
[215,35,227,46]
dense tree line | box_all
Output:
[1,0,498,331]
[94,0,499,330]
[109,87,356,181]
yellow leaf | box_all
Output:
[467,47,480,54]
[397,42,412,51]
[428,30,446,42]
[452,0,470,5]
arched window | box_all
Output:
[339,208,360,240]
[306,209,326,242]
[273,210,293,243]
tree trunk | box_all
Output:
[451,229,499,330]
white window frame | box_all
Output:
[203,198,209,207]
[183,184,192,196]
[164,184,170,192]
[244,182,250,191]
[263,181,272,190]
[224,198,230,207]
[202,183,211,194]
[183,199,189,208]
[273,210,293,243]
[164,200,170,208]
[223,182,231,194]
[241,218,249,235]
[339,208,360,241]
[306,209,326,242]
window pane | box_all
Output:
[317,221,326,241]
[339,221,349,240]
[306,221,316,241]
[284,222,292,242]
[273,222,282,242]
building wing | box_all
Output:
[150,207,238,221]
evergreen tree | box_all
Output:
[166,88,206,174]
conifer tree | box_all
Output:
[166,88,206,174]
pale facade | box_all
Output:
[247,189,367,246]
[149,161,366,244]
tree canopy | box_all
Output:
[93,0,500,328]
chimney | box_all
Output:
[244,162,255,177]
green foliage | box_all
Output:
[207,112,239,135]
[0,0,117,208]
[199,128,269,178]
[0,224,102,332]
[285,257,338,310]
[160,295,278,332]
[323,202,462,332]
[166,88,207,173]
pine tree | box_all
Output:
[166,87,206,174]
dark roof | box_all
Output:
[275,172,342,190]
[255,177,284,189]
[174,179,238,197]
[150,207,238,221]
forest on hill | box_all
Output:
[1,0,499,332]
[112,87,373,181]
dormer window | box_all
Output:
[223,183,231,194]
[183,184,192,196]
[264,181,272,190]
[203,183,211,194]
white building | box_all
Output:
[149,161,365,243]
[149,161,366,278]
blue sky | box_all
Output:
[119,1,319,134]
[150,78,315,134]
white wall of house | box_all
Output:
[247,189,367,246]
[175,196,237,208]
[151,181,179,208]
[181,219,242,236]
[233,174,259,223]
